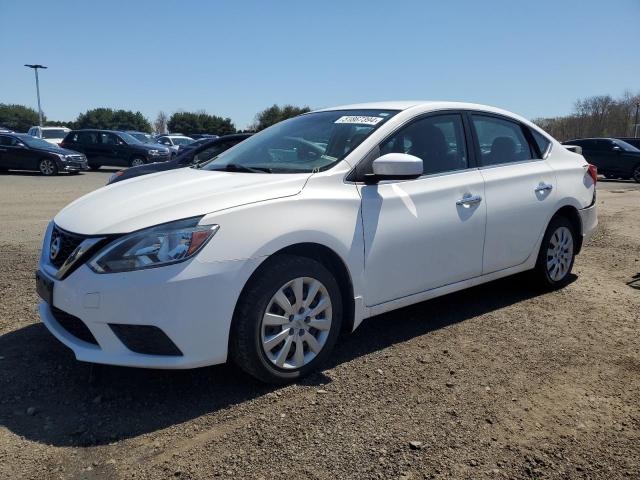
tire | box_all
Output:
[130,157,146,167]
[533,216,576,290]
[230,254,343,384]
[39,158,58,176]
[89,165,101,171]
[632,165,640,183]
[603,173,616,179]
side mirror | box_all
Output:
[612,145,622,153]
[365,153,423,184]
[16,142,27,149]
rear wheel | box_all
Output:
[603,173,616,179]
[39,158,58,176]
[230,255,342,384]
[130,157,146,167]
[533,216,576,290]
[632,165,640,183]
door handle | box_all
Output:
[535,183,553,193]
[456,194,482,207]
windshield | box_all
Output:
[203,109,398,173]
[42,129,68,139]
[613,139,640,152]
[21,135,57,149]
[118,132,143,144]
[130,133,153,143]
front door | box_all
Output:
[359,113,486,306]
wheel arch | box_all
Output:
[551,204,583,254]
[232,242,356,335]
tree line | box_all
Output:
[0,103,311,136]
[534,91,640,141]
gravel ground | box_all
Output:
[0,170,638,480]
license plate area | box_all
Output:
[35,270,54,305]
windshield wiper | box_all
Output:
[209,163,273,173]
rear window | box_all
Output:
[42,129,68,139]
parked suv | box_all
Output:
[562,137,640,182]
[37,102,597,383]
[0,133,87,175]
[28,126,71,145]
[61,130,171,169]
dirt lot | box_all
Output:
[0,170,638,480]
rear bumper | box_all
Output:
[579,202,597,245]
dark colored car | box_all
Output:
[60,130,171,170]
[562,137,640,182]
[0,132,88,175]
[107,133,252,184]
[616,137,640,150]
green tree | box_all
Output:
[251,104,311,131]
[0,104,41,132]
[75,108,151,131]
[167,111,236,136]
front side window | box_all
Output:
[203,109,398,173]
[472,115,533,166]
[0,135,18,146]
[379,114,468,175]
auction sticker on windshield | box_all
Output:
[334,116,384,125]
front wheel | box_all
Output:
[632,165,640,183]
[533,216,576,290]
[39,158,58,176]
[230,255,342,384]
[130,157,146,167]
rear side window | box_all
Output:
[380,114,468,175]
[472,115,534,166]
[530,129,551,157]
[77,132,98,145]
[0,135,17,146]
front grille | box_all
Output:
[49,226,85,269]
[109,324,183,356]
[51,306,99,345]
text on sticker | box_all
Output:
[334,116,384,126]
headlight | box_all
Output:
[88,217,219,273]
[57,153,68,161]
[148,149,160,156]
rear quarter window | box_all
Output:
[530,129,551,157]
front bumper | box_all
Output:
[38,249,264,369]
[60,160,89,172]
[579,202,598,245]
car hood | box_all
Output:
[33,144,80,155]
[54,167,311,235]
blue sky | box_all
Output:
[1,0,639,129]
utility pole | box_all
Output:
[634,102,640,138]
[24,64,47,126]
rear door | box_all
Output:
[0,135,35,170]
[359,112,486,306]
[470,113,557,274]
[0,134,18,168]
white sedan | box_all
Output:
[36,101,597,383]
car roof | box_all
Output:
[32,126,70,130]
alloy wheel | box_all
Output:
[131,158,145,167]
[546,226,573,281]
[260,276,332,369]
[39,159,56,175]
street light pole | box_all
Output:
[634,102,640,138]
[24,64,48,127]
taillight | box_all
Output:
[587,164,597,185]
